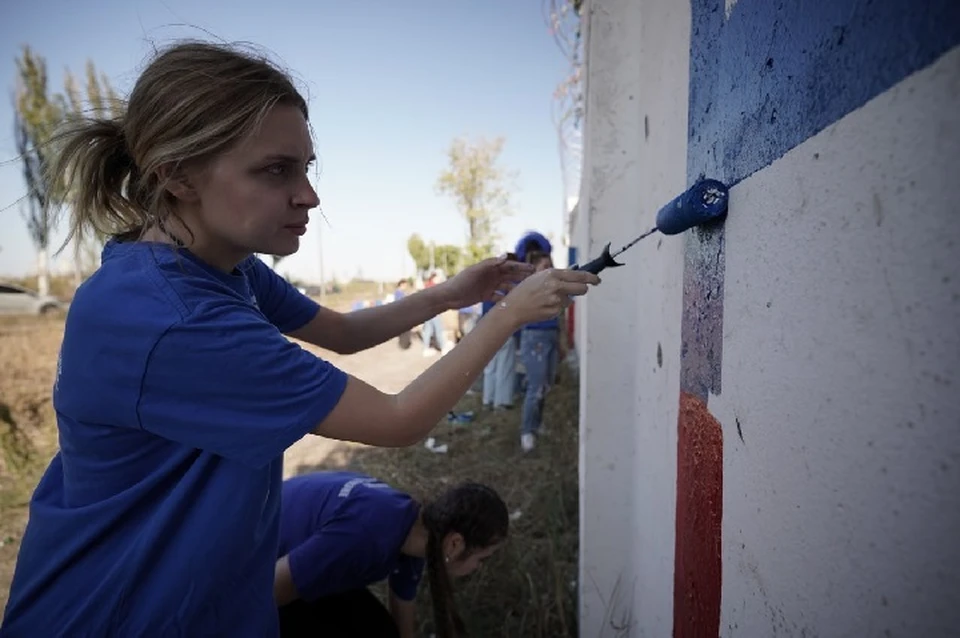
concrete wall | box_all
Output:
[574,1,960,636]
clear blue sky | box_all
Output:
[0,0,573,283]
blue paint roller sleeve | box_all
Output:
[570,178,729,276]
[655,178,729,235]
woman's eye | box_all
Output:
[266,164,287,176]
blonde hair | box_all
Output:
[50,41,308,249]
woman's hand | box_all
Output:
[437,255,536,310]
[496,267,600,328]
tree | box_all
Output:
[406,234,430,272]
[14,46,64,297]
[435,136,515,264]
[406,234,464,276]
[434,244,462,276]
[60,59,123,283]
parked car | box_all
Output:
[0,282,65,315]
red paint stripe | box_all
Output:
[674,391,723,638]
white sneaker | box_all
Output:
[422,349,437,358]
[520,433,536,453]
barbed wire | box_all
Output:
[544,0,585,242]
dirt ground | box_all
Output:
[0,311,580,636]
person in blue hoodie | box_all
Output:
[514,231,552,264]
[274,472,509,638]
[513,232,559,405]
[480,232,557,414]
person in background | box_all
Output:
[420,272,449,357]
[514,231,552,263]
[0,40,600,636]
[393,278,408,303]
[393,279,412,349]
[455,302,481,343]
[518,250,567,453]
[513,232,555,400]
[274,472,508,638]
[481,297,517,410]
[456,302,484,393]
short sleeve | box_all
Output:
[137,300,347,468]
[388,555,425,601]
[245,257,319,333]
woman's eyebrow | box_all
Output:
[262,153,316,164]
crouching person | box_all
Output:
[274,471,509,638]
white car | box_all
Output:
[0,282,64,315]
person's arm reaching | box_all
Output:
[137,266,596,465]
[290,256,535,354]
[311,267,599,447]
[289,285,450,354]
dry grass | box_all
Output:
[0,315,64,613]
[290,374,582,638]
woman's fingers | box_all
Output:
[557,280,591,297]
[501,261,535,278]
[556,268,601,286]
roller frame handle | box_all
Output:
[570,242,624,275]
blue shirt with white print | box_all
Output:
[1,241,347,638]
[278,471,425,602]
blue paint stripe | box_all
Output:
[687,0,960,186]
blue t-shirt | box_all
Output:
[278,472,425,602]
[0,241,348,637]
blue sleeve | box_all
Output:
[389,555,425,602]
[245,257,319,333]
[137,300,348,469]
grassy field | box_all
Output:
[0,301,581,636]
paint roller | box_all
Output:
[570,178,729,275]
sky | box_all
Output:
[0,0,576,284]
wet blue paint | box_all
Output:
[687,0,960,186]
[679,0,960,402]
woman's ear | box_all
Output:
[442,532,465,562]
[158,162,200,203]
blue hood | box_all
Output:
[514,231,552,262]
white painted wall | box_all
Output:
[575,1,960,636]
[576,0,690,634]
[710,46,960,638]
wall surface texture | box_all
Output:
[574,1,960,636]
